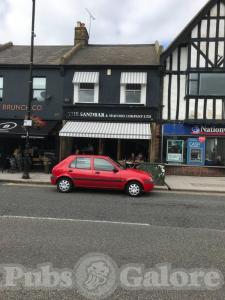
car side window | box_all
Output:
[94,158,115,171]
[70,158,91,169]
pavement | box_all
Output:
[0,171,225,194]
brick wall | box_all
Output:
[166,165,225,177]
[150,123,161,163]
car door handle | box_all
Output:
[68,170,73,173]
[95,171,100,174]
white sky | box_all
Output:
[0,0,208,46]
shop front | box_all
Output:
[60,105,159,165]
[0,119,60,172]
[163,123,225,176]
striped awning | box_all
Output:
[121,72,147,84]
[59,122,151,140]
[72,72,99,84]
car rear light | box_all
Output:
[144,178,154,184]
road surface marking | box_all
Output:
[1,215,225,233]
[0,215,150,227]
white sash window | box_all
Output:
[120,72,147,105]
[73,72,99,104]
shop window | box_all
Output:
[206,138,225,166]
[33,77,46,102]
[79,83,95,103]
[94,158,115,171]
[0,77,3,101]
[70,157,91,169]
[189,73,225,96]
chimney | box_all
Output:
[74,21,89,46]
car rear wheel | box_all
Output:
[57,177,73,193]
[126,181,142,197]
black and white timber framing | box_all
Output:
[161,0,225,123]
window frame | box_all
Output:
[188,73,225,97]
[73,82,99,104]
[124,84,142,104]
[78,83,95,103]
[69,157,91,170]
[94,158,116,172]
[32,77,47,102]
[120,74,147,105]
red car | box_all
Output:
[51,155,154,197]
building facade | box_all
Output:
[59,23,162,162]
[0,43,68,170]
[161,0,225,175]
[0,22,162,171]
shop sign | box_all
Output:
[191,125,225,136]
[164,124,225,136]
[0,121,17,132]
[0,103,43,112]
[66,111,153,121]
[187,138,205,166]
[166,140,184,163]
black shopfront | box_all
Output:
[0,119,60,172]
[60,104,158,163]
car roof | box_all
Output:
[69,155,110,159]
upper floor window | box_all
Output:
[73,72,99,104]
[125,84,142,104]
[0,77,3,101]
[79,83,95,103]
[33,77,46,102]
[189,73,225,96]
[120,72,147,105]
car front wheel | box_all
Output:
[126,181,142,197]
[57,177,73,193]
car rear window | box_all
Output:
[70,157,91,169]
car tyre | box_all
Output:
[57,177,73,193]
[126,181,143,197]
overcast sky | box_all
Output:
[0,0,208,47]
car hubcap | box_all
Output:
[129,184,140,196]
[59,180,70,192]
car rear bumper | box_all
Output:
[51,176,57,185]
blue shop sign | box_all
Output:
[187,138,205,166]
[163,124,225,136]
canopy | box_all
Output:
[59,121,151,140]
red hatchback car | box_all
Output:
[51,155,154,197]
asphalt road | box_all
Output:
[0,183,225,299]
